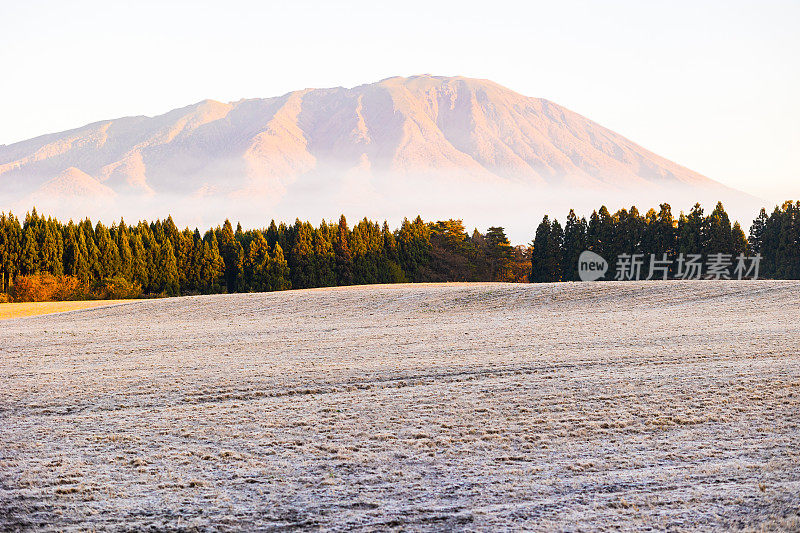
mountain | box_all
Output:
[0,75,753,237]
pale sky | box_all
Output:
[1,0,797,203]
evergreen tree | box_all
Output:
[84,220,102,282]
[397,216,430,282]
[269,243,291,291]
[114,221,134,281]
[314,222,337,287]
[95,223,120,279]
[732,222,749,257]
[289,220,316,289]
[485,226,514,281]
[218,220,243,292]
[20,223,38,275]
[199,231,225,294]
[333,215,354,285]
[547,220,564,282]
[748,208,768,254]
[245,232,272,292]
[185,229,204,293]
[530,216,552,283]
[561,209,587,281]
[129,233,149,290]
[705,202,734,255]
[155,238,180,296]
[0,213,22,291]
[677,203,706,256]
[63,224,89,282]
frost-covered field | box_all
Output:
[1,281,799,531]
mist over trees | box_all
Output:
[0,201,797,301]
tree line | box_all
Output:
[0,211,527,301]
[530,201,799,281]
[0,201,797,301]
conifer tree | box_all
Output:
[333,215,354,285]
[397,216,430,282]
[245,232,272,292]
[266,220,280,248]
[0,213,22,291]
[39,218,63,276]
[95,223,120,279]
[289,220,316,289]
[485,226,514,281]
[84,222,102,281]
[732,222,748,257]
[677,204,706,256]
[269,243,291,291]
[155,238,180,296]
[185,229,204,293]
[115,222,134,282]
[547,220,564,282]
[129,233,149,290]
[749,208,768,254]
[200,231,225,294]
[705,202,734,255]
[63,225,89,282]
[314,222,337,287]
[20,224,38,275]
[561,209,587,281]
[218,220,243,293]
[530,216,551,283]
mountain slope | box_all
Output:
[0,75,754,239]
[0,75,727,197]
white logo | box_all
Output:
[578,250,608,281]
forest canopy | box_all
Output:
[0,201,797,302]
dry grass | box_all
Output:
[0,299,142,320]
[1,281,799,531]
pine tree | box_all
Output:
[547,220,564,282]
[749,208,768,254]
[115,222,134,282]
[200,231,225,294]
[84,220,102,282]
[380,221,405,283]
[650,203,677,257]
[39,218,63,276]
[397,216,430,282]
[530,216,551,283]
[313,222,337,287]
[0,213,22,291]
[245,232,272,292]
[265,220,280,248]
[63,224,89,282]
[333,215,354,285]
[705,202,734,255]
[155,238,180,296]
[269,243,291,291]
[95,223,120,279]
[732,222,748,257]
[561,209,587,281]
[289,220,316,289]
[20,223,38,275]
[677,203,706,256]
[218,220,243,293]
[485,226,514,281]
[164,216,191,292]
[129,233,149,290]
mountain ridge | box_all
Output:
[0,75,754,239]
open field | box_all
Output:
[0,299,141,321]
[1,281,799,531]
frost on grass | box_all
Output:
[1,281,799,531]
